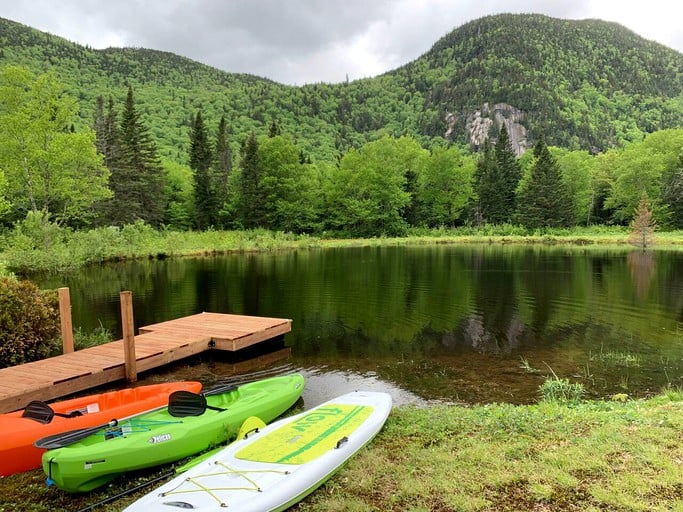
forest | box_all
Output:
[0,13,682,239]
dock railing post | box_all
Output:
[58,287,74,354]
[120,291,137,382]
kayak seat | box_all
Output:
[22,400,56,424]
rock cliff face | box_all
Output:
[447,102,529,155]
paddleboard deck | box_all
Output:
[123,390,392,512]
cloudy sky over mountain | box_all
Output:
[2,0,681,85]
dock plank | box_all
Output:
[0,313,291,413]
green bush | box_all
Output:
[0,277,61,367]
[539,377,585,403]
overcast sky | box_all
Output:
[1,0,681,85]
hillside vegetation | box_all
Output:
[1,13,682,163]
[1,13,682,250]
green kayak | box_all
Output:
[40,373,305,493]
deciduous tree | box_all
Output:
[258,134,319,232]
[416,146,473,227]
[323,135,419,236]
[661,152,683,229]
[604,129,683,225]
[0,66,110,226]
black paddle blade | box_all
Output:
[168,390,208,417]
[22,401,55,424]
[34,419,118,449]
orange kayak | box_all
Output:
[0,381,202,476]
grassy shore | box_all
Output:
[1,223,682,274]
[1,390,681,511]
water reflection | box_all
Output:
[29,245,683,405]
[627,250,656,300]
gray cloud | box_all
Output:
[1,0,680,85]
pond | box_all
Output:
[29,244,683,408]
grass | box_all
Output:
[1,223,682,274]
[1,390,682,511]
[590,348,642,368]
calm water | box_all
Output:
[30,245,683,407]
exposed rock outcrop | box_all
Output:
[447,102,529,155]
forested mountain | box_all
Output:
[2,13,683,238]
[1,13,682,163]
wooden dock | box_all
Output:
[0,312,291,413]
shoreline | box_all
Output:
[1,391,681,511]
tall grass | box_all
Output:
[1,219,680,274]
[0,220,319,273]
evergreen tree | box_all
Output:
[628,194,657,250]
[473,125,522,225]
[213,115,232,226]
[516,137,573,228]
[189,110,214,229]
[494,124,522,221]
[93,96,126,225]
[118,85,165,226]
[268,118,281,138]
[401,167,420,227]
[472,140,496,225]
[93,96,106,155]
[236,132,262,228]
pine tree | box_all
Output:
[119,86,165,226]
[93,96,106,156]
[94,96,128,225]
[628,194,657,251]
[472,126,521,225]
[268,118,281,138]
[213,115,232,226]
[236,132,262,229]
[473,140,496,225]
[189,111,214,229]
[516,137,573,228]
[494,124,522,221]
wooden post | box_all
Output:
[120,291,137,383]
[58,287,74,354]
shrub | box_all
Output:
[72,324,113,350]
[0,277,61,367]
[539,377,585,403]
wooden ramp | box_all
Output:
[0,312,291,413]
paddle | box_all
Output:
[35,419,119,450]
[167,390,227,417]
[22,400,84,424]
[34,382,239,449]
[166,381,240,416]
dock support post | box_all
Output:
[120,291,137,382]
[58,287,74,354]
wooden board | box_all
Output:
[0,313,291,413]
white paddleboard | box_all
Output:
[123,390,392,512]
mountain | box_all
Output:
[1,13,682,163]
